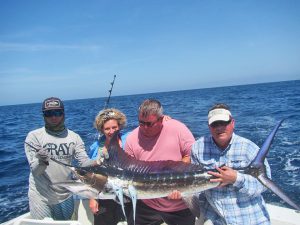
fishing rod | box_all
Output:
[25,141,50,165]
[26,76,118,159]
[96,75,117,141]
[25,141,83,168]
[104,75,116,109]
[24,76,118,173]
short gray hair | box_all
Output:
[138,99,163,118]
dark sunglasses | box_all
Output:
[210,119,232,128]
[43,110,64,117]
[139,118,161,127]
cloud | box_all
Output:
[0,42,102,52]
[0,67,34,76]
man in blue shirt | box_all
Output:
[191,103,271,225]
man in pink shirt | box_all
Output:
[125,99,195,225]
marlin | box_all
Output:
[51,119,300,223]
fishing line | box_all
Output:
[25,141,80,168]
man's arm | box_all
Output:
[24,133,48,176]
[73,133,97,166]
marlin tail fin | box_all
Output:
[248,119,300,210]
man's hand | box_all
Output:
[167,190,182,200]
[163,115,172,121]
[208,166,237,187]
[35,147,50,164]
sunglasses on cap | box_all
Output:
[43,110,64,117]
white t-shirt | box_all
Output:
[25,127,92,204]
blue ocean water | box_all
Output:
[0,80,299,223]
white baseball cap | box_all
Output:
[208,108,232,125]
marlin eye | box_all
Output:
[76,169,87,176]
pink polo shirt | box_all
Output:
[124,119,195,212]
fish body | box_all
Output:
[52,119,300,223]
[70,150,219,199]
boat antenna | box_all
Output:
[104,75,116,109]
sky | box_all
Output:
[0,0,299,106]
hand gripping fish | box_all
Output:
[51,119,300,224]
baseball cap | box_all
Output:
[42,97,64,112]
[208,108,231,125]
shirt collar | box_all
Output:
[210,133,236,153]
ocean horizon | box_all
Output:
[1,79,298,108]
[0,80,299,223]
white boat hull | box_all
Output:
[1,200,299,225]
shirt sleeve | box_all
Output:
[121,132,131,148]
[24,131,47,176]
[89,141,100,159]
[73,133,94,167]
[124,135,135,157]
[191,137,204,165]
[178,122,195,157]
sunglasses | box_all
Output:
[210,119,232,128]
[101,111,116,120]
[43,110,64,117]
[139,118,161,127]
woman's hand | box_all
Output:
[89,199,99,214]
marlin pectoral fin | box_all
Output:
[113,185,127,221]
[183,194,201,218]
[258,174,300,210]
[128,185,137,225]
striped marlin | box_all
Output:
[52,119,300,223]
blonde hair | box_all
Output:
[94,108,127,132]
